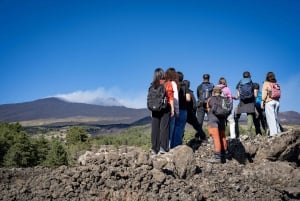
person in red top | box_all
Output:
[150,68,174,154]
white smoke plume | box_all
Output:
[54,87,147,109]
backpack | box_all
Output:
[255,91,262,108]
[239,81,254,100]
[198,83,214,103]
[210,96,232,118]
[269,82,281,100]
[147,82,168,112]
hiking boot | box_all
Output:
[201,138,209,145]
[222,150,232,160]
[150,149,157,155]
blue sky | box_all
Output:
[1,0,299,112]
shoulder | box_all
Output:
[197,83,203,88]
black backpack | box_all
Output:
[239,81,254,100]
[198,82,214,103]
[147,83,167,112]
[209,96,232,118]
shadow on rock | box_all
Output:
[227,138,249,164]
[186,138,202,152]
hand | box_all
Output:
[170,110,175,117]
[261,102,264,109]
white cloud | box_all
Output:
[53,87,147,109]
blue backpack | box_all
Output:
[198,82,214,103]
[239,80,254,100]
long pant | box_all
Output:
[151,110,170,153]
[227,113,236,139]
[187,111,207,140]
[253,107,267,135]
[208,126,227,153]
[171,109,187,148]
[169,116,175,148]
[265,100,281,136]
[196,106,208,136]
[234,113,254,137]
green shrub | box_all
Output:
[0,123,34,167]
[43,140,68,167]
[66,126,89,146]
[94,126,151,150]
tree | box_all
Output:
[65,126,89,146]
[44,140,68,167]
[0,123,33,167]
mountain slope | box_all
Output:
[0,97,150,124]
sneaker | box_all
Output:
[159,147,167,154]
[150,149,157,155]
[206,157,221,164]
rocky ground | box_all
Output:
[0,129,299,201]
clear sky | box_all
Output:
[1,0,299,112]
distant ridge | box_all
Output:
[0,98,299,126]
[0,97,150,125]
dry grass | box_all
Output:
[18,116,131,127]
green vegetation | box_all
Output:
[94,126,151,150]
[0,122,283,168]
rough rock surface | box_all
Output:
[0,130,299,201]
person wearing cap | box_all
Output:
[206,86,228,163]
[233,71,256,138]
[196,74,214,140]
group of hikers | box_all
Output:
[147,68,282,163]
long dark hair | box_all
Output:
[265,72,277,83]
[152,68,165,88]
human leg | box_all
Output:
[274,101,281,134]
[253,108,262,135]
[227,114,236,139]
[151,113,161,153]
[187,111,207,140]
[172,109,187,148]
[207,126,222,163]
[265,101,278,136]
[246,113,254,135]
[234,111,241,139]
[160,111,170,151]
[169,116,175,148]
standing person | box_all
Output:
[216,77,236,139]
[234,71,256,138]
[262,72,281,136]
[170,71,190,148]
[206,86,228,163]
[253,82,267,135]
[196,74,214,139]
[165,68,180,149]
[149,68,175,154]
[183,80,207,142]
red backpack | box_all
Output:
[269,82,281,100]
